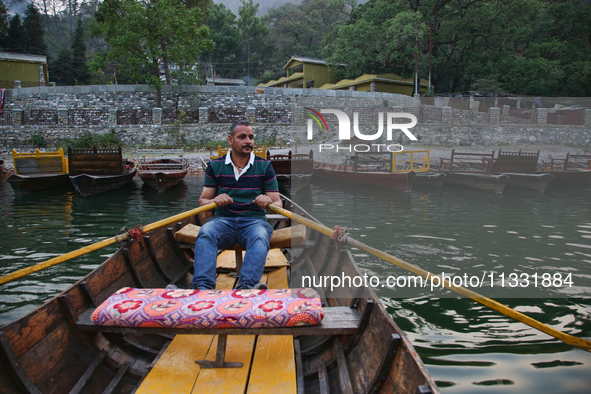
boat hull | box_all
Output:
[0,197,439,394]
[537,170,591,190]
[139,169,188,192]
[277,173,312,194]
[413,171,446,188]
[439,171,509,193]
[313,162,416,191]
[70,168,137,197]
[504,172,555,192]
[137,157,188,192]
[269,151,314,195]
[7,173,72,192]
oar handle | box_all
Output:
[268,204,591,352]
[0,202,218,286]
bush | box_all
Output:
[58,129,119,149]
[28,134,47,148]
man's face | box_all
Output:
[228,125,254,155]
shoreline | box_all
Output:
[2,143,589,178]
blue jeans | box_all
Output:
[191,216,273,290]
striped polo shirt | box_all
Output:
[204,151,279,219]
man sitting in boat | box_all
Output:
[192,120,282,290]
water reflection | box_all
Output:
[1,174,591,392]
[0,175,206,325]
[299,180,591,393]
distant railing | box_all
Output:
[208,108,245,124]
[347,152,392,173]
[439,149,496,174]
[23,110,58,125]
[136,148,187,171]
[162,109,200,124]
[117,109,152,125]
[256,107,291,124]
[547,109,584,125]
[69,109,110,126]
[1,105,587,127]
[392,150,430,173]
[213,145,267,160]
[0,111,11,125]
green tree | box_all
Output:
[91,0,213,106]
[23,3,47,55]
[203,3,241,79]
[0,0,8,49]
[160,0,211,84]
[323,0,591,96]
[237,0,268,84]
[49,48,74,85]
[268,0,353,61]
[6,14,25,53]
[325,2,427,80]
[71,19,90,84]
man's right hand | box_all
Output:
[213,194,233,207]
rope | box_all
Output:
[115,227,129,244]
[331,225,349,243]
[116,225,144,244]
[128,225,144,243]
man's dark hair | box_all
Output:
[230,120,251,136]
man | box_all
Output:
[192,120,283,290]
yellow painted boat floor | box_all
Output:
[137,249,296,394]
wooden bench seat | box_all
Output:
[76,306,359,336]
[174,223,306,249]
[134,267,304,393]
[174,223,306,274]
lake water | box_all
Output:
[0,174,590,393]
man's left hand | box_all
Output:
[253,195,272,209]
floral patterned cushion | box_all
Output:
[91,287,324,329]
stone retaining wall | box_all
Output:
[1,85,590,152]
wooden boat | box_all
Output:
[437,150,509,193]
[393,150,445,188]
[536,153,591,190]
[0,197,439,393]
[212,145,267,160]
[313,150,425,191]
[68,146,137,197]
[493,149,554,192]
[267,150,314,194]
[137,149,188,192]
[6,148,72,192]
[413,172,446,188]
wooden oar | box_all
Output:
[0,202,218,286]
[268,204,591,352]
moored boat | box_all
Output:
[267,149,314,194]
[437,150,508,193]
[7,148,72,192]
[442,171,509,193]
[0,196,439,393]
[314,161,415,191]
[313,150,428,191]
[137,149,188,192]
[68,146,137,197]
[536,153,591,191]
[502,172,555,193]
[394,149,445,188]
[494,149,554,192]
